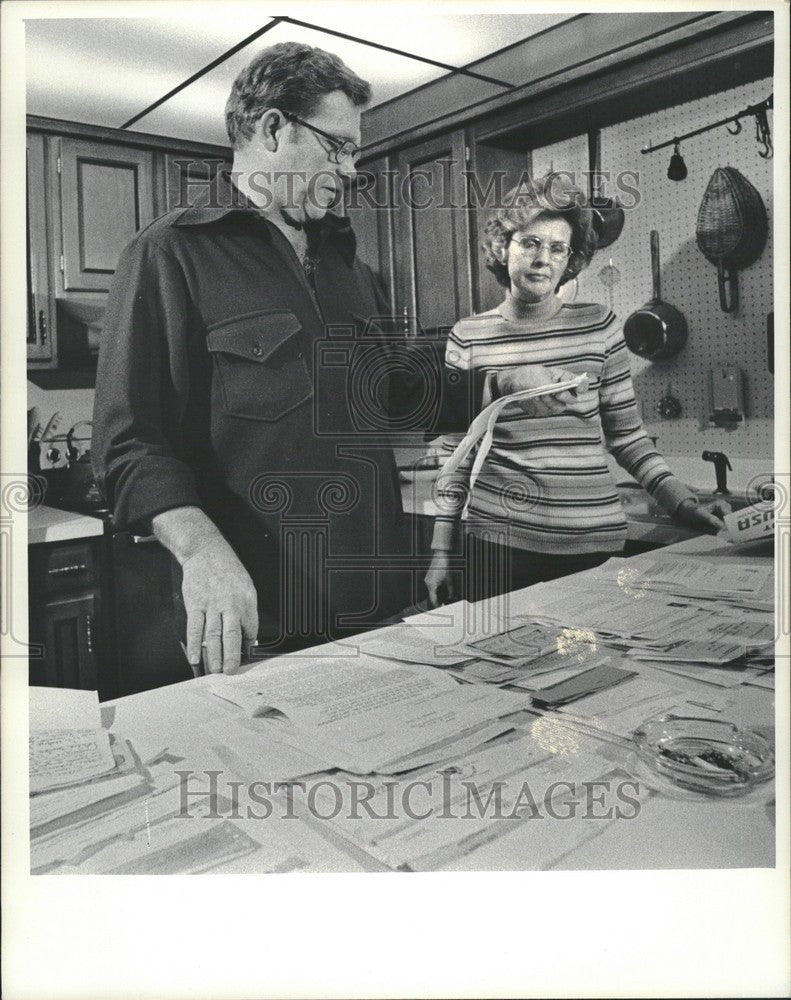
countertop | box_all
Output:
[395,446,773,546]
[28,504,104,545]
[88,529,774,876]
[398,469,699,546]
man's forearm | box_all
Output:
[152,506,229,565]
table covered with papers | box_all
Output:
[29,534,778,875]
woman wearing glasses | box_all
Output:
[425,174,726,606]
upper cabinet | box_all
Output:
[26,119,231,379]
[394,131,473,332]
[27,133,55,363]
[57,138,156,294]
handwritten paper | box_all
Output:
[29,688,117,794]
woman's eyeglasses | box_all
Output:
[282,112,362,164]
[510,236,572,262]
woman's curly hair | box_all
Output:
[482,173,598,289]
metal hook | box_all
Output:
[726,119,742,135]
[755,109,773,159]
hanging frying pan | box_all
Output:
[588,130,625,249]
[623,230,688,361]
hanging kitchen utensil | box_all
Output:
[696,166,768,313]
[598,258,621,309]
[657,384,682,419]
[623,230,688,361]
[666,141,688,181]
[587,131,625,249]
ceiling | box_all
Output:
[25,6,573,149]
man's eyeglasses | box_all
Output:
[510,236,572,262]
[282,112,362,164]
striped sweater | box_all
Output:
[431,297,694,555]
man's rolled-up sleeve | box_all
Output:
[92,236,203,533]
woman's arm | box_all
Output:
[599,319,726,533]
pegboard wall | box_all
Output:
[567,78,775,459]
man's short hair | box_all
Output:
[225,42,371,149]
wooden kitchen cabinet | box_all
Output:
[26,118,232,378]
[27,132,55,363]
[40,592,100,691]
[394,130,473,331]
[57,138,156,294]
[29,529,191,700]
[467,141,530,314]
[29,538,110,698]
[346,153,396,310]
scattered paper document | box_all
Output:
[628,557,772,598]
[209,653,532,773]
[29,689,118,795]
[339,622,473,666]
[627,638,747,665]
[29,728,117,795]
[531,664,637,708]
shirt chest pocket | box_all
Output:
[206,311,312,421]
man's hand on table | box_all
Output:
[674,497,731,535]
[152,506,258,674]
[494,364,583,417]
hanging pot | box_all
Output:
[623,230,688,361]
[587,129,626,249]
[696,166,768,313]
[590,199,625,249]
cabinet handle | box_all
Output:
[38,309,47,344]
[48,563,87,576]
[131,534,158,545]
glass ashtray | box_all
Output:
[632,714,774,797]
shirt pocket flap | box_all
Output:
[207,311,302,364]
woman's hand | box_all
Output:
[425,551,458,608]
[495,364,581,417]
[674,497,731,535]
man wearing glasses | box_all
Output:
[93,42,505,674]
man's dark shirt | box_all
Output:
[92,173,485,647]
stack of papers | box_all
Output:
[29,688,119,795]
[526,584,709,643]
[209,652,533,774]
[291,724,616,871]
[619,556,774,612]
[29,689,154,863]
[521,556,775,689]
[29,688,299,875]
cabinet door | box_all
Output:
[347,154,396,309]
[394,132,473,331]
[27,133,55,362]
[467,142,530,314]
[58,138,155,292]
[37,592,100,691]
[164,152,231,212]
